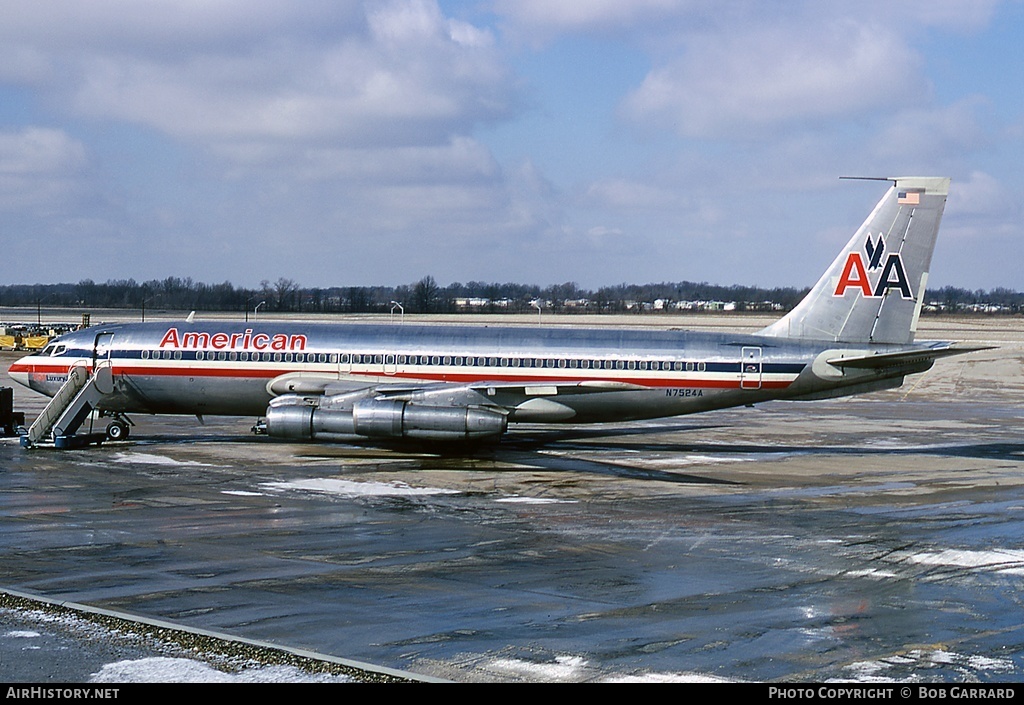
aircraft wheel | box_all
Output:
[106,420,130,441]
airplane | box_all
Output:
[8,176,985,447]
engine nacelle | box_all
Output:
[265,398,507,442]
[264,403,355,440]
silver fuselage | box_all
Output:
[8,320,932,424]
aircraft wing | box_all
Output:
[268,373,645,398]
[826,344,993,370]
[266,374,646,426]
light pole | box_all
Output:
[140,287,161,322]
[254,301,266,319]
[35,291,58,328]
[390,301,404,324]
[531,299,542,323]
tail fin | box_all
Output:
[760,176,950,344]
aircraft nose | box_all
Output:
[7,358,32,389]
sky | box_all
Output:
[1,0,1022,292]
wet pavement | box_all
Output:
[1,319,1024,683]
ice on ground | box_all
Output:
[89,657,353,683]
[262,477,459,497]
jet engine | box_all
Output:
[264,397,507,442]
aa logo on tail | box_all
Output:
[833,234,914,299]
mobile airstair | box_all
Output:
[21,363,114,449]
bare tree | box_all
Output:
[274,278,300,311]
[413,275,440,313]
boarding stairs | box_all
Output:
[22,363,114,449]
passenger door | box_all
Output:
[740,346,762,390]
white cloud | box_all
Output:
[622,20,927,137]
[494,0,1002,40]
[880,0,1001,32]
[223,135,501,184]
[583,179,676,209]
[949,171,1011,217]
[0,127,87,209]
[0,1,350,50]
[6,1,515,151]
[868,98,991,165]
[494,0,683,37]
[0,127,85,175]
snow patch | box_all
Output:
[89,657,353,683]
[486,654,588,680]
[495,496,575,504]
[908,548,1024,573]
[111,452,217,467]
[262,477,459,497]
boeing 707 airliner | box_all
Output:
[9,177,982,446]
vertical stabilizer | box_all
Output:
[759,177,949,344]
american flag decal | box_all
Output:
[898,189,922,205]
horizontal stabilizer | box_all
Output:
[826,345,993,370]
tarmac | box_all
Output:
[1,313,1023,683]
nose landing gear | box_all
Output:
[101,412,134,441]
